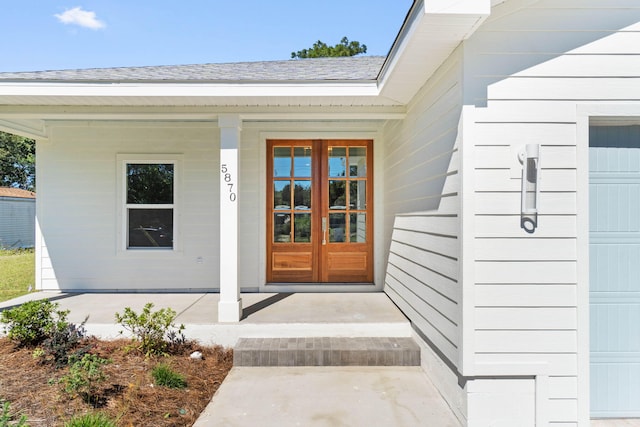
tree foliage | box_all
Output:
[291,37,367,59]
[0,131,35,191]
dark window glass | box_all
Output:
[127,164,174,204]
[128,208,173,248]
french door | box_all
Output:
[266,139,373,283]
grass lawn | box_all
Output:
[0,248,34,303]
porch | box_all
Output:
[0,291,412,347]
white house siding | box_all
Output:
[461,1,640,425]
[382,47,465,420]
[0,197,35,248]
[36,119,387,292]
[36,122,220,291]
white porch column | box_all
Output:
[217,114,243,322]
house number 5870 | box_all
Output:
[221,164,237,202]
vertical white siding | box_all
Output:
[462,0,640,424]
[382,44,463,384]
[0,197,35,248]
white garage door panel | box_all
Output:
[590,125,640,418]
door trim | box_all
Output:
[258,132,383,293]
[265,138,375,288]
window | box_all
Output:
[119,156,180,251]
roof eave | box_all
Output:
[377,0,491,104]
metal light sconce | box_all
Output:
[520,144,540,233]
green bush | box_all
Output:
[64,412,115,427]
[114,303,185,356]
[0,401,28,427]
[62,354,110,405]
[152,363,187,389]
[0,300,69,346]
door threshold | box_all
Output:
[262,282,379,293]
[266,282,375,286]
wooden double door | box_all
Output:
[266,139,373,283]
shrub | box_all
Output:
[62,354,110,405]
[64,412,115,427]
[114,303,185,356]
[0,401,28,427]
[0,300,69,346]
[152,363,187,389]
[41,317,90,368]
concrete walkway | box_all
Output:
[193,366,461,427]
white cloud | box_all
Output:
[54,7,106,30]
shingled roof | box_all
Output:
[0,56,386,83]
[0,188,36,199]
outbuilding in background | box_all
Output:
[0,187,35,249]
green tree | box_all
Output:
[0,131,35,190]
[291,37,367,59]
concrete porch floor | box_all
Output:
[0,292,412,346]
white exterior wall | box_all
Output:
[382,46,466,421]
[36,119,386,292]
[461,1,640,425]
[0,197,35,248]
[36,122,220,291]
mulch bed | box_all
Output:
[0,337,233,426]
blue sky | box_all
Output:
[1,1,413,72]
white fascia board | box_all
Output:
[378,0,490,104]
[0,81,379,99]
[425,0,490,15]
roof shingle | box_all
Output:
[0,188,36,199]
[0,56,386,83]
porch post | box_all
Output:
[217,114,243,322]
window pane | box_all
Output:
[328,147,347,177]
[329,180,346,210]
[349,181,366,210]
[294,213,311,242]
[329,213,346,243]
[127,164,174,204]
[350,213,366,242]
[294,180,311,209]
[273,147,291,177]
[274,181,291,209]
[293,147,312,178]
[349,147,367,177]
[128,208,173,248]
[274,213,291,243]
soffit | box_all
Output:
[378,0,491,104]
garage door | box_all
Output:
[590,125,640,417]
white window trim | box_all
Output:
[116,154,183,256]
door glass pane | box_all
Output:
[350,213,366,243]
[349,181,366,210]
[349,147,367,177]
[329,213,346,242]
[328,180,346,209]
[273,147,291,177]
[293,147,312,178]
[273,181,291,209]
[294,213,311,242]
[329,147,347,177]
[128,208,173,248]
[294,180,311,209]
[274,213,291,242]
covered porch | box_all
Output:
[0,291,411,347]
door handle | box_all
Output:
[322,217,327,245]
